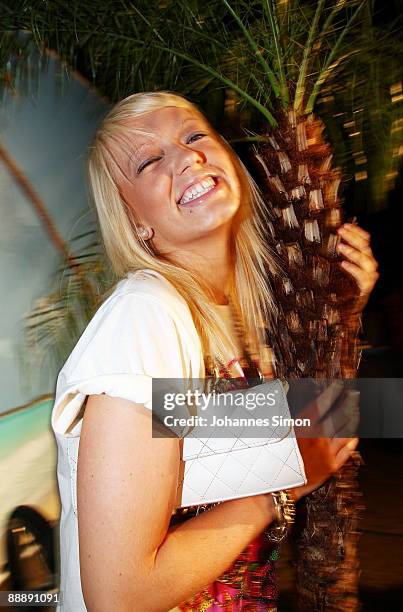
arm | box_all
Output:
[78,391,358,611]
[77,394,276,612]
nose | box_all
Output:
[174,143,206,175]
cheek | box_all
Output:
[211,144,241,188]
[225,155,242,191]
[225,157,244,209]
[122,176,171,223]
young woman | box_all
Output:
[51,91,378,611]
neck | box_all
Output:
[168,227,234,305]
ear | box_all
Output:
[137,226,154,241]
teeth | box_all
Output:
[180,177,215,205]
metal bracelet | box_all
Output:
[265,490,296,543]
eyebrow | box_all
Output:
[128,142,153,168]
[127,115,203,167]
[181,115,199,126]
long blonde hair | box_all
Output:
[88,91,281,369]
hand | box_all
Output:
[291,436,359,501]
[293,381,360,439]
[337,223,379,309]
[289,382,360,501]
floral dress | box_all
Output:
[172,304,280,611]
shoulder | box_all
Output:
[81,268,194,341]
[113,268,181,298]
[57,269,202,386]
[52,269,204,438]
[101,268,189,314]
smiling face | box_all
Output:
[113,105,242,255]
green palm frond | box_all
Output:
[316,5,403,211]
[24,229,112,372]
[1,0,400,229]
[263,0,289,105]
[222,0,282,100]
[0,1,372,117]
[305,0,366,112]
[294,0,326,112]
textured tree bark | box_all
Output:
[252,111,364,611]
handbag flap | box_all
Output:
[182,378,293,460]
[183,435,285,460]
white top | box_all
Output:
[51,269,207,611]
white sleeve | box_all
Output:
[51,292,200,436]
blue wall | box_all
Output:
[0,54,107,413]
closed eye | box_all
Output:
[137,156,162,174]
[186,132,206,144]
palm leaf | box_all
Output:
[25,230,112,372]
[263,0,289,105]
[293,0,326,111]
[222,0,281,99]
[306,0,367,113]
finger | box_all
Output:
[319,413,336,437]
[334,438,359,470]
[343,223,370,240]
[314,381,344,420]
[333,405,360,438]
[337,224,370,250]
[337,243,378,273]
[298,381,342,423]
[342,409,360,437]
[322,397,359,439]
[340,261,378,293]
[316,388,358,437]
[330,435,353,453]
[337,227,369,249]
[362,244,374,255]
[335,390,360,436]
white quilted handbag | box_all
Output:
[175,378,306,507]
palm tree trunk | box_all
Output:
[253,111,364,611]
[0,142,72,263]
[0,142,96,301]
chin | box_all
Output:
[193,215,236,238]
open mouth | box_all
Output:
[177,176,219,207]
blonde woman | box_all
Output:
[51,92,377,611]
